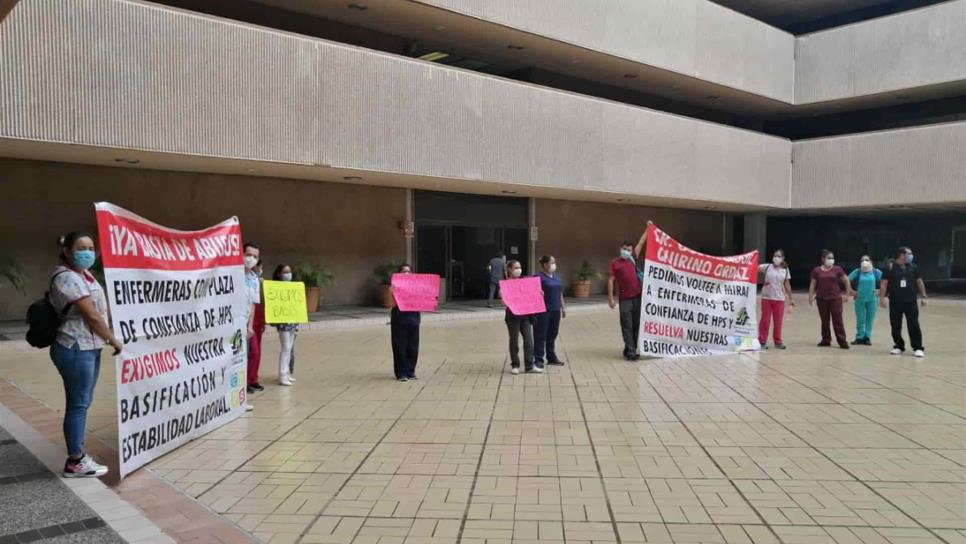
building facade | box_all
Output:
[1,0,965,319]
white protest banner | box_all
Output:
[639,223,759,357]
[95,203,249,478]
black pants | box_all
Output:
[534,310,562,365]
[889,300,924,351]
[505,315,534,370]
[391,313,420,378]
[618,297,641,355]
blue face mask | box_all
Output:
[906,253,914,263]
[280,273,293,281]
[620,249,632,260]
[73,249,96,270]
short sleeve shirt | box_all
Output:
[539,273,563,311]
[49,266,109,350]
[609,257,642,300]
[759,264,790,301]
[884,262,920,302]
[488,257,506,281]
[243,271,261,323]
[810,265,846,300]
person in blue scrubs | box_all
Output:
[534,255,567,369]
[848,255,882,345]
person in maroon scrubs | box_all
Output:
[808,249,856,349]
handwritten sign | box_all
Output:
[391,273,440,312]
[500,277,546,316]
[263,281,309,324]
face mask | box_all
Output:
[772,256,783,266]
[511,268,522,278]
[548,264,557,274]
[244,255,257,270]
[280,272,293,281]
[73,249,96,270]
[860,261,872,272]
[825,258,835,267]
[906,253,914,263]
[620,249,632,259]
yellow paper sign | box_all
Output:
[263,281,309,324]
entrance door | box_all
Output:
[953,228,966,279]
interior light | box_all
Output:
[418,51,450,62]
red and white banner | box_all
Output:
[639,223,759,357]
[95,203,249,478]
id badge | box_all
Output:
[900,279,907,288]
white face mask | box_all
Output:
[280,272,293,281]
[772,256,783,266]
[511,268,522,278]
[860,261,872,272]
[548,263,557,274]
[244,255,258,270]
[824,258,835,267]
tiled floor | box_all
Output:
[1,299,964,543]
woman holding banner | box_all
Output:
[390,264,421,381]
[757,249,794,350]
[534,255,566,368]
[505,260,540,375]
[808,250,855,349]
[272,264,298,386]
[48,231,123,478]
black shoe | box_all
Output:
[628,353,640,361]
[760,344,769,350]
[251,383,265,391]
[850,339,861,345]
[408,375,418,380]
[839,343,850,349]
[775,343,787,350]
[817,342,831,347]
[246,386,255,394]
[547,360,565,366]
[397,377,408,382]
[863,338,872,345]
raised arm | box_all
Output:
[633,220,653,258]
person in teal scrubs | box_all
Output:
[848,255,882,345]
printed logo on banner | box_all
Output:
[735,307,750,327]
[95,202,248,478]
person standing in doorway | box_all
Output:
[758,249,794,349]
[48,232,123,478]
[272,264,298,386]
[608,227,648,361]
[808,249,855,349]
[534,255,567,369]
[243,244,261,408]
[487,251,507,308]
[880,247,927,358]
[848,255,882,346]
[505,259,540,374]
[390,264,422,381]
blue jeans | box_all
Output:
[534,310,562,365]
[49,342,101,457]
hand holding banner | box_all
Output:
[263,281,309,323]
[499,277,546,316]
[391,273,440,312]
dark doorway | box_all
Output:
[414,191,529,301]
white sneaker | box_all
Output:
[245,403,254,412]
[530,366,544,373]
[510,367,520,375]
[63,455,108,478]
[890,348,903,355]
[289,376,297,383]
[279,377,293,386]
[914,350,925,358]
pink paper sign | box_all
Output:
[391,273,440,312]
[499,277,546,316]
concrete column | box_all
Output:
[528,198,537,275]
[743,213,767,257]
[405,189,414,264]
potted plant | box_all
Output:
[573,259,599,298]
[292,263,334,313]
[0,257,26,295]
[373,258,406,308]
